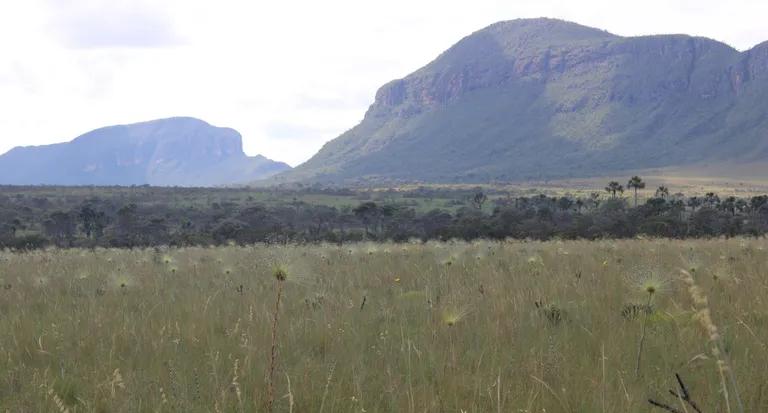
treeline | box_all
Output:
[1,184,768,249]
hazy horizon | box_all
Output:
[2,0,768,167]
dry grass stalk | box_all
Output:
[680,269,744,413]
[265,266,286,412]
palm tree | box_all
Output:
[735,198,748,215]
[575,198,585,214]
[721,196,737,216]
[627,176,646,207]
[687,196,702,212]
[589,192,602,209]
[704,192,720,208]
[471,191,488,210]
[655,186,669,199]
[750,195,768,212]
[605,181,624,199]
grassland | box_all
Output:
[0,239,766,412]
[0,185,482,215]
[543,173,768,199]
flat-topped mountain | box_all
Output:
[274,18,768,184]
[0,117,290,186]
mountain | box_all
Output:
[274,18,768,185]
[0,117,290,186]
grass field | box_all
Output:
[0,239,766,412]
[0,185,483,215]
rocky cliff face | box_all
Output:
[737,42,768,83]
[0,117,291,186]
[275,18,768,184]
[372,26,737,116]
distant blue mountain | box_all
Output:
[0,117,290,186]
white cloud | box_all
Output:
[1,0,767,166]
[46,0,184,48]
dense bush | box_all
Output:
[1,185,767,249]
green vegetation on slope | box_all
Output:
[276,18,768,185]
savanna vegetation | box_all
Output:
[3,178,768,250]
[0,238,763,412]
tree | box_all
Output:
[557,196,574,212]
[212,219,246,244]
[115,204,139,246]
[605,181,624,199]
[575,198,585,214]
[471,191,488,210]
[704,192,720,208]
[143,217,170,244]
[750,195,768,212]
[721,196,737,216]
[627,176,646,207]
[735,198,748,215]
[78,205,108,239]
[655,186,670,199]
[589,192,602,210]
[43,211,77,245]
[0,223,15,238]
[420,209,453,239]
[353,202,381,237]
[687,196,702,212]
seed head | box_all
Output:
[629,267,670,298]
[273,266,288,282]
[442,306,471,327]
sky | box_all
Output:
[1,0,767,167]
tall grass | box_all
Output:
[0,238,766,411]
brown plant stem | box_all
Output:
[265,277,284,412]
[635,292,654,377]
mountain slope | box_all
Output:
[0,117,290,186]
[275,18,768,184]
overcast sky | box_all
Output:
[1,0,767,166]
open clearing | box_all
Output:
[1,239,766,412]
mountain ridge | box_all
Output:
[0,117,290,187]
[272,18,768,185]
